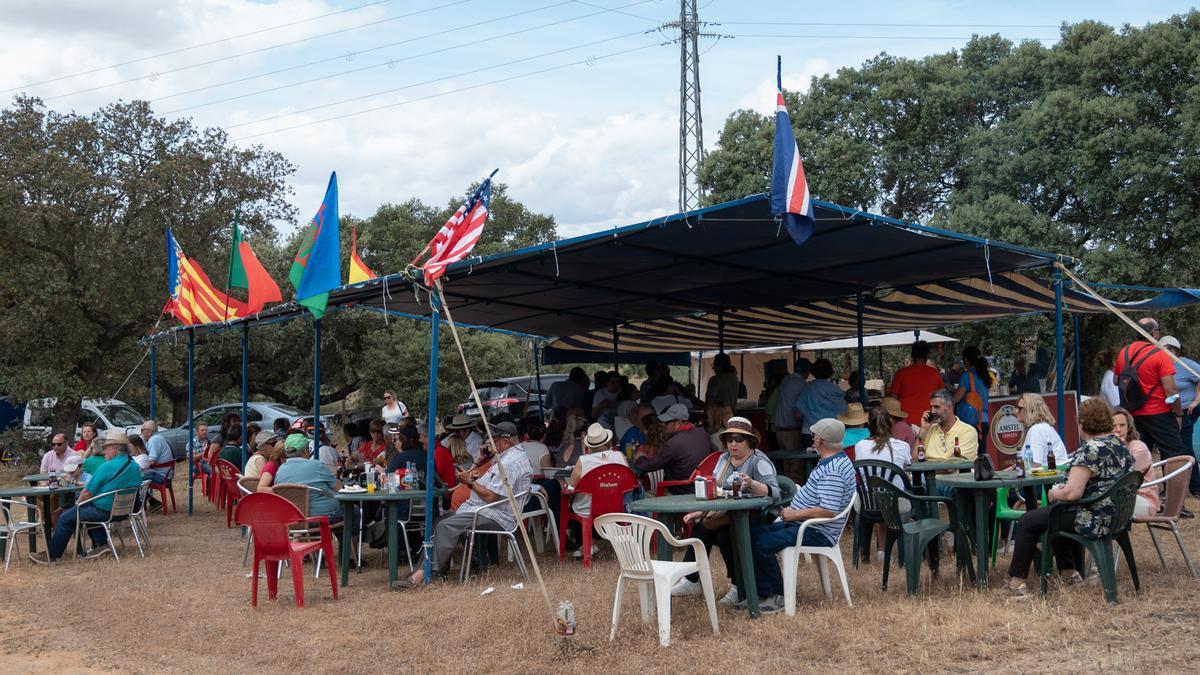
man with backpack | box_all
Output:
[1113,318,1194,504]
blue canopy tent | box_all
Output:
[138,192,1199,582]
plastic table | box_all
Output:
[629,494,772,618]
[0,484,83,555]
[22,473,53,486]
[543,466,573,481]
[938,471,1067,590]
[767,450,819,484]
[333,489,444,589]
[906,459,973,496]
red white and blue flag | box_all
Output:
[421,169,497,285]
[771,56,815,246]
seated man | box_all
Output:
[747,418,855,613]
[395,430,532,588]
[140,420,175,486]
[48,431,145,560]
[217,425,246,470]
[274,438,344,523]
[918,388,979,461]
[633,404,711,493]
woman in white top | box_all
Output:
[1016,393,1068,468]
[854,407,912,560]
[381,389,408,424]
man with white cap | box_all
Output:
[746,418,855,613]
[47,430,144,560]
[633,403,710,494]
[1161,335,1200,494]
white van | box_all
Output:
[23,398,146,441]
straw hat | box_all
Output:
[583,423,613,449]
[880,396,908,420]
[446,413,475,430]
[102,430,130,448]
[717,416,760,441]
[838,402,869,426]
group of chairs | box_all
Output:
[0,480,153,572]
[849,455,1197,603]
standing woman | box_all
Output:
[1016,393,1068,469]
[954,345,993,437]
[381,390,408,424]
[1113,407,1158,517]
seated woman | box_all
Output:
[854,407,912,561]
[565,423,630,557]
[838,403,870,448]
[255,442,290,492]
[1004,397,1134,597]
[673,417,780,604]
[1113,407,1158,517]
[1017,393,1069,469]
[127,435,152,472]
[706,402,733,453]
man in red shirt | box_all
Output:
[888,341,944,426]
[1114,318,1189,493]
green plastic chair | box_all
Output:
[852,459,918,569]
[990,486,1047,568]
[764,475,797,521]
[1038,471,1142,603]
[867,476,975,595]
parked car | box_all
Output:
[457,374,568,420]
[158,401,327,460]
[22,397,146,442]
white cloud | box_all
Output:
[733,57,833,115]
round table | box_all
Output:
[333,489,445,589]
[766,450,819,484]
[629,494,772,618]
[938,471,1067,590]
[0,484,84,556]
[906,459,973,496]
[22,473,53,486]
[543,466,573,481]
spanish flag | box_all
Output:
[166,229,247,325]
[348,224,376,284]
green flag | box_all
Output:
[227,211,248,290]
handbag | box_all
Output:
[973,452,996,481]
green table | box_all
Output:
[629,494,771,618]
[333,489,444,589]
[938,471,1067,590]
[767,450,819,484]
[906,460,973,497]
[0,484,83,555]
[543,466,573,481]
[22,473,53,486]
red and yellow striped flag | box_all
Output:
[166,228,247,325]
[348,224,376,284]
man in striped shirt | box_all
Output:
[748,418,856,613]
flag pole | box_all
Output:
[222,208,239,322]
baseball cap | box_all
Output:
[657,403,690,423]
[490,421,518,438]
[254,430,276,447]
[283,433,310,455]
[62,454,84,473]
[1161,335,1181,349]
[810,418,846,447]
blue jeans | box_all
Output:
[48,504,111,560]
[145,469,169,485]
[750,521,832,598]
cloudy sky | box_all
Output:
[1,0,1182,237]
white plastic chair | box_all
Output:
[594,512,719,648]
[780,492,857,615]
[0,498,47,572]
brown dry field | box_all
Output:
[1,465,1198,674]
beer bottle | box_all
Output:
[916,440,926,462]
[952,437,962,459]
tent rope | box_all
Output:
[433,279,560,630]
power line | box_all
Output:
[2,0,396,94]
[569,0,662,23]
[713,21,1061,28]
[226,30,657,132]
[41,0,481,101]
[233,40,666,142]
[159,0,660,114]
[727,33,1059,41]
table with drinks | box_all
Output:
[333,463,445,589]
[939,469,1067,590]
[0,481,83,557]
[629,477,773,618]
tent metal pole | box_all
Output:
[186,328,195,517]
[149,344,157,421]
[241,323,249,469]
[717,310,725,354]
[856,291,866,403]
[533,342,544,423]
[1073,313,1082,392]
[878,346,884,384]
[612,322,619,371]
[312,317,321,454]
[423,297,441,584]
[1054,267,1066,434]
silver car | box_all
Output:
[159,401,320,460]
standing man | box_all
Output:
[40,433,75,473]
[773,358,811,450]
[1007,356,1042,395]
[634,404,711,493]
[1142,333,1200,495]
[795,358,847,448]
[889,341,944,427]
[546,367,587,418]
[141,420,174,486]
[1114,319,1188,490]
[705,353,741,410]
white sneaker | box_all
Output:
[758,594,786,614]
[876,550,885,563]
[671,577,702,596]
[571,544,599,559]
[718,584,740,606]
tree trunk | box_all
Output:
[52,398,82,441]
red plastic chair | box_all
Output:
[234,492,338,608]
[655,451,721,497]
[148,461,177,516]
[214,459,243,527]
[559,464,640,570]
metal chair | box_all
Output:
[74,486,141,561]
[0,498,48,572]
[114,480,153,557]
[1130,456,1197,577]
[461,490,532,583]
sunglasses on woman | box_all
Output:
[725,434,750,444]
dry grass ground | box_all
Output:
[2,464,1198,674]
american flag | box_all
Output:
[422,172,495,284]
[770,56,815,246]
